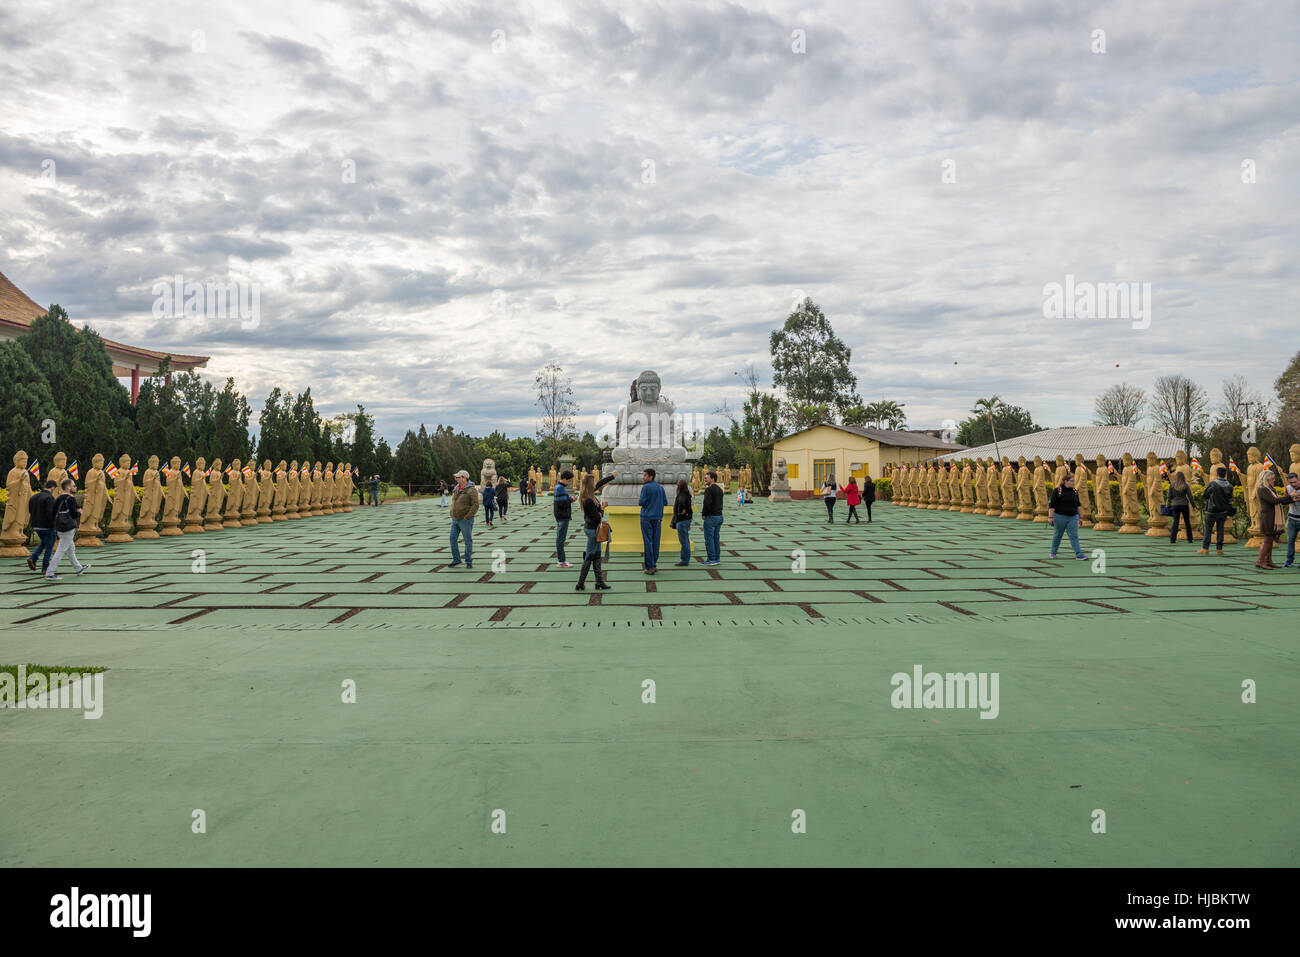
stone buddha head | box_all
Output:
[149,454,159,469]
[634,370,662,404]
[195,456,206,473]
[54,451,67,468]
[170,455,181,470]
[13,450,27,469]
[93,453,104,469]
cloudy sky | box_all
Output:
[2,0,1297,445]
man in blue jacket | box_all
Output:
[553,470,575,567]
[638,468,667,574]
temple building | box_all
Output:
[768,424,966,498]
[0,269,209,405]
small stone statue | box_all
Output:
[999,456,1016,517]
[185,457,208,534]
[1,450,33,555]
[1092,454,1115,530]
[1244,446,1265,546]
[48,451,69,491]
[205,458,226,531]
[76,453,110,547]
[285,460,301,519]
[1031,456,1050,522]
[320,463,336,516]
[107,454,139,543]
[1073,455,1093,528]
[1016,456,1033,520]
[224,458,245,528]
[160,455,186,535]
[1117,453,1143,533]
[241,461,260,524]
[258,460,275,522]
[1144,452,1169,537]
[136,455,163,539]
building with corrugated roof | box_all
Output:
[935,425,1195,462]
[0,269,209,405]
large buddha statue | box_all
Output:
[1,450,32,555]
[136,455,163,539]
[76,453,110,547]
[185,457,208,533]
[604,369,694,503]
[160,455,186,535]
[205,458,226,531]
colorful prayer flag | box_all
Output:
[1191,457,1203,471]
[1263,453,1280,473]
[68,460,79,480]
[27,461,39,480]
[129,463,138,475]
[182,462,191,477]
[106,463,119,478]
[1228,458,1241,474]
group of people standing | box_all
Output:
[818,476,877,524]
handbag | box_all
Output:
[1158,504,1173,516]
[597,520,611,543]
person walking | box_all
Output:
[841,477,862,524]
[495,478,510,524]
[671,479,693,566]
[553,470,575,568]
[448,470,480,568]
[638,468,667,574]
[1255,469,1294,569]
[862,473,876,522]
[370,474,380,506]
[697,469,724,567]
[481,480,496,527]
[576,470,616,590]
[1047,472,1088,559]
[438,480,448,508]
[1198,466,1234,556]
[1284,473,1300,567]
[1166,471,1194,543]
[26,479,58,575]
[45,479,90,581]
[821,477,838,523]
[519,480,528,506]
[528,478,537,505]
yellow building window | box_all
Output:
[813,459,836,486]
[787,463,799,479]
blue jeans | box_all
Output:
[582,525,599,560]
[556,518,570,563]
[675,519,691,563]
[484,503,495,522]
[1050,514,1083,557]
[702,514,723,563]
[29,528,56,572]
[1287,516,1300,564]
[370,487,379,505]
[449,518,474,564]
[640,517,662,568]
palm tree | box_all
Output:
[879,400,907,430]
[972,396,1004,460]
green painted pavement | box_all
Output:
[2,499,1297,866]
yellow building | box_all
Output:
[769,425,966,498]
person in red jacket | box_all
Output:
[840,477,862,524]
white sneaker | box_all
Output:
[76,564,91,575]
[556,562,573,568]
[44,575,62,582]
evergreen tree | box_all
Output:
[0,340,59,467]
[351,404,377,477]
[375,437,393,478]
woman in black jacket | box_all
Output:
[671,479,693,566]
[1046,473,1087,560]
[576,470,616,589]
[1165,472,1192,543]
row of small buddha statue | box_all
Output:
[885,446,1300,548]
[0,450,355,554]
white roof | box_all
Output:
[936,425,1196,461]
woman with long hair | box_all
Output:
[1255,469,1292,569]
[1165,471,1192,543]
[576,470,616,589]
[840,477,862,524]
[671,479,693,566]
[1047,472,1087,560]
[821,477,837,523]
[495,477,510,524]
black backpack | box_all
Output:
[54,496,78,532]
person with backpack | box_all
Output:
[481,480,497,527]
[1198,466,1235,556]
[861,473,876,522]
[495,478,510,524]
[840,477,862,524]
[576,470,616,590]
[26,479,58,575]
[553,470,575,568]
[45,479,90,581]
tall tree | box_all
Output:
[350,405,377,478]
[769,298,859,431]
[955,400,1042,448]
[535,363,577,468]
[0,340,59,466]
[1148,375,1209,456]
[1093,383,1147,428]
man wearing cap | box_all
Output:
[449,470,481,569]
